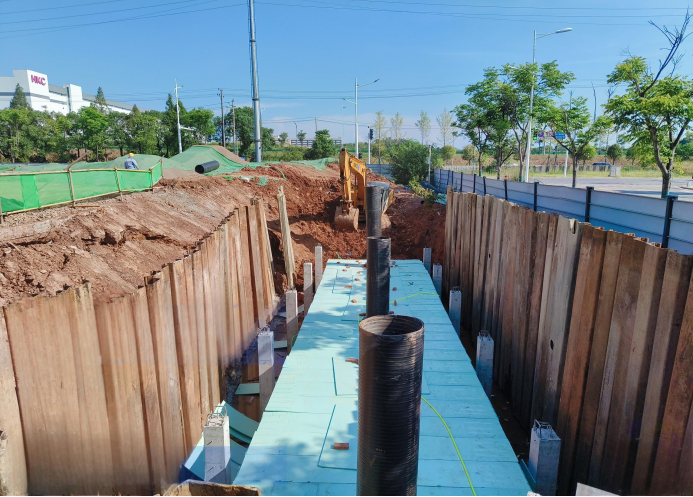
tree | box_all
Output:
[77,106,109,161]
[0,108,32,162]
[440,145,456,165]
[501,62,574,174]
[279,132,289,145]
[9,84,29,110]
[607,143,623,164]
[677,142,693,160]
[305,129,337,159]
[297,130,306,142]
[109,112,128,156]
[162,94,188,155]
[454,103,491,175]
[577,144,597,165]
[373,110,388,163]
[540,93,611,187]
[436,109,454,146]
[261,127,275,151]
[390,113,405,142]
[604,13,693,196]
[185,108,215,144]
[389,140,431,185]
[461,144,476,165]
[415,111,431,144]
[92,87,109,114]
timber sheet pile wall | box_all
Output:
[443,188,693,495]
[0,199,276,495]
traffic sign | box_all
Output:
[555,132,566,140]
[537,131,545,138]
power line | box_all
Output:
[0,0,128,15]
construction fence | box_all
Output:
[443,189,693,495]
[0,160,163,214]
[0,199,277,495]
[433,169,693,255]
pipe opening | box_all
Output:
[359,315,424,337]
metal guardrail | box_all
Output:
[433,169,693,255]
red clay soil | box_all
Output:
[0,162,445,306]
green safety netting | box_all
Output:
[0,162,162,214]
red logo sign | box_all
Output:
[30,75,46,86]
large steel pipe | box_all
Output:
[366,236,390,317]
[357,315,425,496]
[366,185,383,237]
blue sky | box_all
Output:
[2,0,691,145]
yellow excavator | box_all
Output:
[334,148,394,231]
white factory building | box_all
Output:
[0,69,133,114]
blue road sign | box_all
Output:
[555,132,566,139]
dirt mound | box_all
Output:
[0,165,445,306]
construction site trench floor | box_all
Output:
[233,259,531,496]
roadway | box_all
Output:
[533,177,693,201]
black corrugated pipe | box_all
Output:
[195,160,220,174]
[357,315,425,496]
[366,236,390,317]
[366,185,383,237]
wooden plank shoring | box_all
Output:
[0,310,27,495]
[145,267,186,484]
[555,225,607,496]
[588,235,647,487]
[94,296,151,494]
[651,266,693,494]
[631,252,693,494]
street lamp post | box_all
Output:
[294,122,298,144]
[524,27,572,183]
[341,106,346,149]
[345,77,379,157]
[175,79,184,154]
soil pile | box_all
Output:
[0,162,445,305]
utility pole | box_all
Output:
[341,106,346,149]
[315,117,318,136]
[427,144,432,183]
[367,126,371,164]
[218,89,226,148]
[248,0,262,161]
[355,77,358,156]
[175,79,184,154]
[232,99,237,155]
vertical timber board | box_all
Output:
[65,285,116,494]
[5,296,78,495]
[479,195,496,335]
[651,268,693,494]
[228,212,246,360]
[233,210,254,351]
[182,255,206,422]
[95,297,150,495]
[451,193,462,291]
[499,204,518,392]
[472,195,490,338]
[482,197,502,339]
[543,217,583,426]
[443,188,453,297]
[129,288,167,492]
[470,194,483,333]
[169,258,203,454]
[200,243,221,405]
[254,198,275,310]
[458,193,469,310]
[206,232,228,397]
[530,213,559,428]
[0,311,27,495]
[238,207,257,342]
[604,243,667,494]
[520,211,551,430]
[247,205,268,328]
[490,200,508,381]
[219,223,238,365]
[191,250,212,415]
[676,400,693,493]
[146,268,186,484]
[632,252,693,494]
[572,231,624,490]
[588,235,647,487]
[555,226,607,496]
[465,194,477,330]
[511,207,534,419]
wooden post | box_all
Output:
[285,289,298,353]
[113,162,124,200]
[303,262,313,315]
[314,244,323,289]
[258,328,275,414]
[277,186,295,289]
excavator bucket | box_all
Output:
[335,205,359,231]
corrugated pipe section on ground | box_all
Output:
[357,315,425,496]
